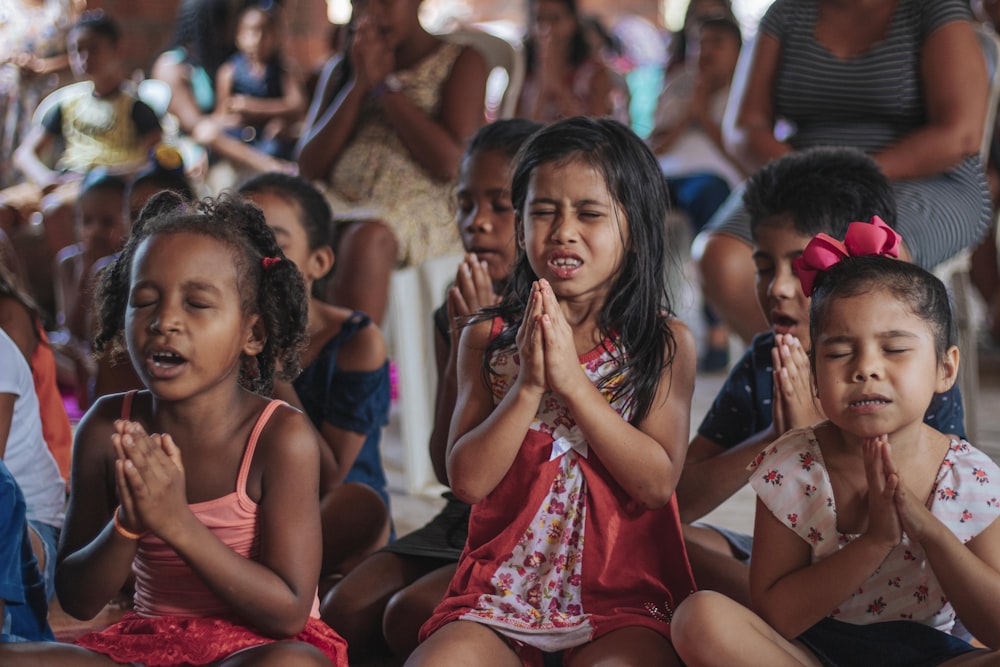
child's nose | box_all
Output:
[769,266,798,299]
[852,348,883,381]
[150,303,183,334]
[470,207,493,233]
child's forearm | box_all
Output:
[918,519,1000,647]
[235,96,303,121]
[56,523,141,620]
[447,383,542,504]
[754,533,895,638]
[561,381,684,509]
[677,428,777,523]
[296,78,365,180]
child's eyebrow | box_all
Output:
[183,280,223,294]
[819,330,920,345]
[529,196,608,206]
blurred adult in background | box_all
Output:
[296,0,487,325]
[516,0,615,122]
[696,0,991,344]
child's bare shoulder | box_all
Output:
[72,392,131,460]
[253,402,320,468]
[325,306,386,373]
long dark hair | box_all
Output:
[483,117,677,425]
[523,0,592,73]
[0,261,43,344]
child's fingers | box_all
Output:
[448,285,470,320]
[159,433,185,474]
[880,437,899,476]
[470,259,496,305]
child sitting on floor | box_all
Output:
[0,192,347,665]
[321,118,542,664]
[677,148,966,606]
[672,222,1000,666]
[238,173,392,581]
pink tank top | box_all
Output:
[119,392,320,619]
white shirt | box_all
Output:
[0,328,65,527]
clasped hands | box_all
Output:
[864,435,935,549]
[112,420,188,541]
[515,279,586,399]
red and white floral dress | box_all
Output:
[750,426,1000,632]
[421,320,695,656]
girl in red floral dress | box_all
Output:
[410,117,697,667]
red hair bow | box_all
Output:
[792,216,901,296]
[261,256,282,270]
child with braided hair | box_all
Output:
[0,191,347,665]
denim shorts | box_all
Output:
[27,520,59,601]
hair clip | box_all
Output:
[150,144,185,174]
[262,256,282,270]
[792,216,901,296]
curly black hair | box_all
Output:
[93,191,308,395]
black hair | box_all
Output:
[79,168,128,200]
[700,15,742,50]
[745,147,897,241]
[524,0,592,73]
[809,255,954,361]
[73,11,121,45]
[465,118,544,163]
[0,261,43,345]
[237,1,279,26]
[169,0,237,81]
[94,191,308,395]
[485,117,676,425]
[666,0,736,71]
[130,147,198,208]
[238,172,334,251]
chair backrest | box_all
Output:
[975,24,1000,163]
[441,28,525,120]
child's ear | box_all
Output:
[243,315,267,357]
[934,345,960,394]
[305,246,335,282]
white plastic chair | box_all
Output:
[931,24,1000,443]
[441,28,525,120]
[383,253,465,495]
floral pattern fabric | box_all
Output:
[422,318,696,651]
[750,427,1000,632]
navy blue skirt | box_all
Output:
[797,617,981,667]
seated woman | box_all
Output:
[295,0,487,325]
[695,0,992,343]
[516,0,615,123]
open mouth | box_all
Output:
[152,351,186,368]
[772,313,798,329]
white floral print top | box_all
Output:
[749,427,1000,633]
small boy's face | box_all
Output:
[237,9,277,61]
[69,28,117,81]
[696,25,740,83]
[457,149,518,284]
[752,218,813,350]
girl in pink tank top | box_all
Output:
[0,193,347,666]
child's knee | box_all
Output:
[670,590,734,655]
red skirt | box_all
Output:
[75,613,348,666]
